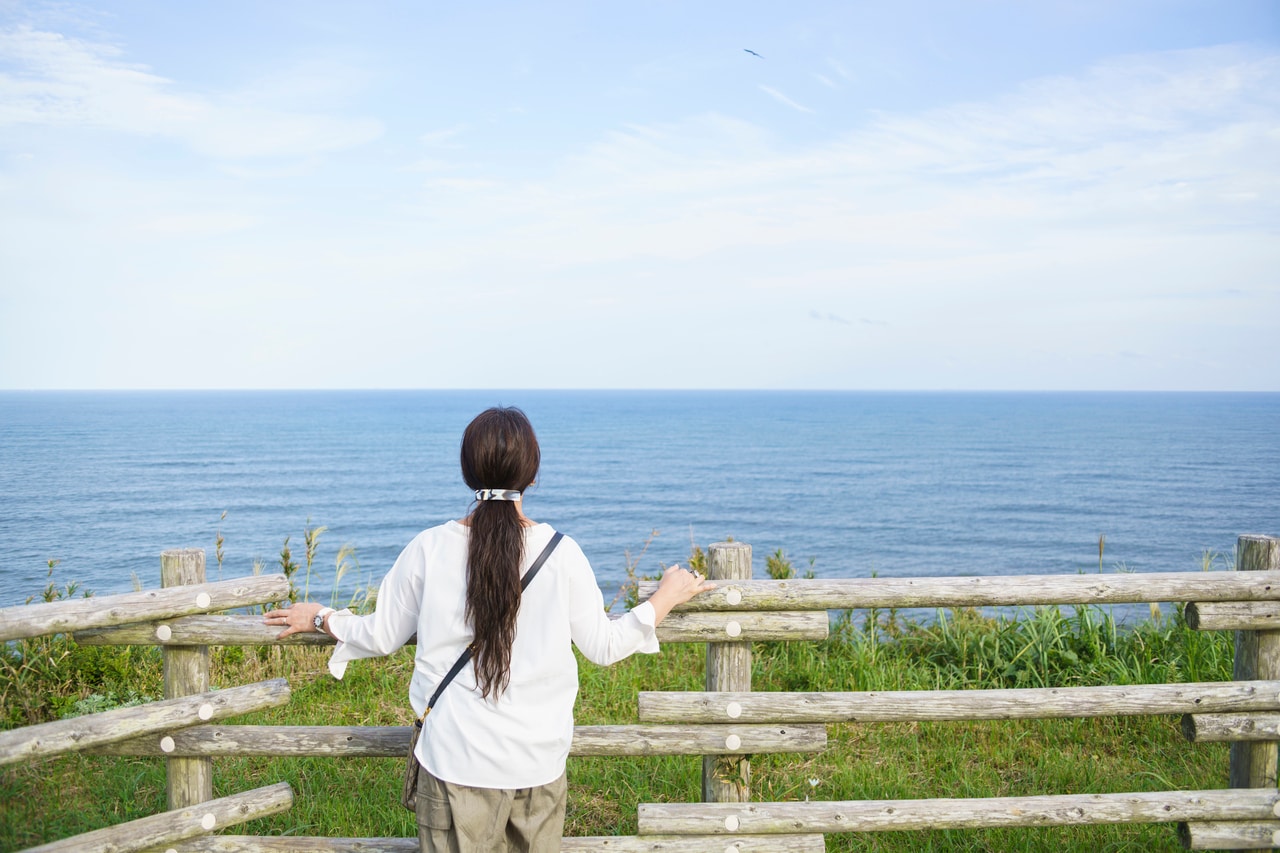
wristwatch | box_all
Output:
[313,607,335,632]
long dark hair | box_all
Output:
[459,407,541,699]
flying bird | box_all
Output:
[743,48,763,58]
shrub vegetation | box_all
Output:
[0,548,1236,852]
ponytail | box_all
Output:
[459,408,540,699]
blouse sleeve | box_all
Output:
[326,538,425,679]
[564,538,660,665]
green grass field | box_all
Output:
[1,590,1238,852]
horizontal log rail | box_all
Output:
[635,789,1280,835]
[1178,820,1280,850]
[0,574,290,642]
[0,678,290,766]
[1184,601,1280,631]
[638,681,1280,724]
[1182,712,1280,742]
[167,834,827,852]
[88,722,826,757]
[18,781,293,853]
[74,610,828,646]
[637,572,1280,612]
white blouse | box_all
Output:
[326,521,658,789]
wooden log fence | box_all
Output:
[73,610,829,646]
[1178,820,1280,851]
[1185,602,1280,632]
[703,541,752,804]
[88,722,826,758]
[1183,712,1280,743]
[164,548,213,810]
[21,782,293,853]
[0,678,289,766]
[0,572,289,642]
[636,570,1280,610]
[7,535,1280,852]
[635,789,1280,835]
[639,681,1280,724]
[164,834,828,852]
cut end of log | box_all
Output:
[1180,714,1197,742]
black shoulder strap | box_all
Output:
[420,531,564,722]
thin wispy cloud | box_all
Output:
[0,24,382,159]
[758,84,814,113]
[0,3,1275,391]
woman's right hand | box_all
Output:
[646,564,716,624]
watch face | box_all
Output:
[313,614,324,629]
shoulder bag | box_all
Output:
[401,530,564,810]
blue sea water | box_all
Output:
[0,391,1276,612]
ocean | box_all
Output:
[0,391,1276,613]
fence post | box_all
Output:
[1229,535,1280,809]
[161,548,212,809]
[703,541,752,803]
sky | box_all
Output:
[0,1,1277,391]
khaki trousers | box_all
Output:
[416,765,568,853]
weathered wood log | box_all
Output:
[91,723,826,758]
[636,572,1280,612]
[1230,535,1280,811]
[572,723,825,756]
[163,549,213,809]
[76,611,828,646]
[165,834,826,852]
[1185,601,1280,631]
[18,781,292,853]
[663,610,826,642]
[1182,713,1280,742]
[0,678,289,766]
[0,573,289,642]
[635,789,1280,835]
[1177,820,1280,850]
[75,614,337,646]
[638,681,1280,724]
[705,542,752,804]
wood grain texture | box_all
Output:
[638,681,1280,723]
[637,572,1280,612]
[89,723,826,758]
[19,782,293,853]
[1177,820,1280,850]
[636,789,1280,835]
[165,834,826,852]
[0,574,289,642]
[0,679,289,766]
[163,549,213,810]
[1230,535,1280,805]
[704,542,752,804]
[75,611,827,646]
[1182,713,1280,743]
[1184,601,1280,631]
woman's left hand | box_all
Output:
[264,602,325,639]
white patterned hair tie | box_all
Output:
[475,489,522,502]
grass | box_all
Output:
[0,558,1240,853]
